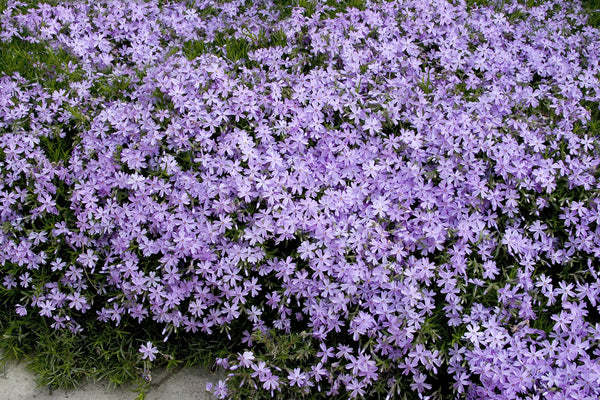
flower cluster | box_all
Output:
[1,0,600,398]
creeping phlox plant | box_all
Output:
[1,0,600,398]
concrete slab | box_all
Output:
[0,360,223,400]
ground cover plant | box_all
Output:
[1,0,600,399]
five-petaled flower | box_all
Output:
[139,342,159,361]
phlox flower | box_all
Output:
[262,372,280,394]
[139,341,159,361]
[288,368,310,388]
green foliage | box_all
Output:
[582,0,600,28]
[272,0,365,20]
[0,304,239,394]
[182,40,210,61]
[0,38,79,90]
[182,28,288,64]
[39,127,80,164]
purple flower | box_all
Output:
[347,378,365,398]
[410,372,431,393]
[77,250,98,270]
[139,341,159,361]
[67,292,89,312]
[287,368,310,388]
[38,300,56,317]
[15,304,27,316]
[206,380,228,399]
[262,372,280,393]
[236,351,255,368]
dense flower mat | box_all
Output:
[1,0,600,398]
